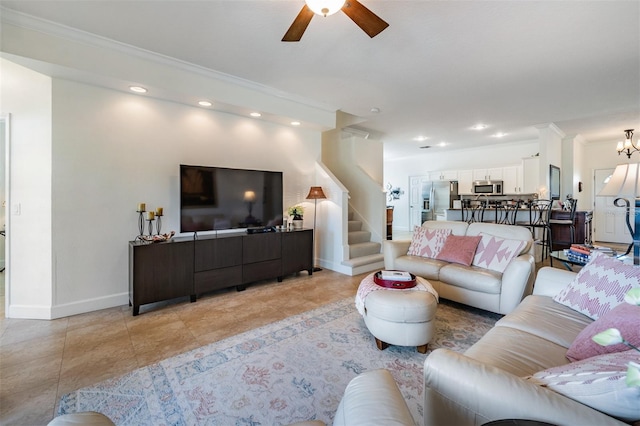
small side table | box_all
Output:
[550,250,587,271]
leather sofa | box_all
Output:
[422,266,629,425]
[332,267,630,426]
[384,220,535,315]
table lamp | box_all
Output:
[306,186,327,271]
[597,163,639,265]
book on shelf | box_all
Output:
[380,270,413,281]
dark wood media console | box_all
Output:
[129,229,313,315]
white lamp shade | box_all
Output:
[243,191,256,202]
[305,0,345,16]
[598,163,640,198]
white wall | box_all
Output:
[1,59,54,318]
[384,140,539,231]
[4,64,322,319]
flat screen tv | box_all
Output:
[180,165,283,233]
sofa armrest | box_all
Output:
[383,240,411,270]
[334,369,415,426]
[423,348,627,426]
[532,266,577,297]
[498,253,535,314]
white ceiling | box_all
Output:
[2,0,639,159]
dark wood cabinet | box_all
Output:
[550,210,593,251]
[194,237,243,294]
[129,229,313,315]
[281,229,313,276]
[129,240,195,316]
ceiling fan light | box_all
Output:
[305,0,345,17]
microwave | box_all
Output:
[473,180,503,195]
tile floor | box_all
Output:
[0,269,365,425]
[0,237,625,425]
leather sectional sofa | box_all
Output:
[384,220,536,315]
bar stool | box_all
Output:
[461,202,485,223]
[516,199,552,262]
[495,203,519,225]
[549,198,577,250]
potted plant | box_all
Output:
[288,205,304,229]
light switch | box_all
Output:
[13,203,20,215]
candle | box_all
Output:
[156,207,163,216]
[138,203,146,212]
[147,211,155,220]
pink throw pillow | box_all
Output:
[406,227,452,259]
[553,252,640,319]
[566,303,640,362]
[435,235,482,266]
[472,233,527,273]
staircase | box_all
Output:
[341,212,385,275]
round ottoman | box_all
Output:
[360,276,437,353]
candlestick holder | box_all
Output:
[136,209,146,236]
[155,212,163,235]
[146,218,155,236]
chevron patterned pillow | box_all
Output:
[553,252,640,320]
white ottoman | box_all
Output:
[358,275,437,353]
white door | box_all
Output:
[594,168,633,244]
[409,177,423,230]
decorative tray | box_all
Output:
[138,231,175,243]
[373,271,417,289]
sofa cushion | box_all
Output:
[406,226,452,258]
[464,326,571,376]
[438,263,502,294]
[496,295,593,349]
[392,255,446,281]
[436,235,481,266]
[553,252,640,320]
[528,350,640,422]
[566,302,640,362]
[472,233,527,273]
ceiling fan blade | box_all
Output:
[341,0,389,38]
[282,5,315,42]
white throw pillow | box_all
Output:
[406,227,452,259]
[553,252,640,320]
[471,232,527,273]
[527,350,640,422]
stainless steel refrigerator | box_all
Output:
[421,181,460,222]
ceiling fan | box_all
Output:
[282,0,389,42]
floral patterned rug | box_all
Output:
[58,298,501,425]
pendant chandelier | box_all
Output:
[616,129,638,158]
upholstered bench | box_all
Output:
[356,273,438,353]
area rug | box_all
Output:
[58,297,501,425]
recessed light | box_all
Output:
[492,132,507,138]
[370,107,380,114]
[198,101,212,107]
[291,121,301,126]
[439,141,447,147]
[250,112,262,117]
[472,124,488,130]
[129,86,147,93]
[413,136,429,142]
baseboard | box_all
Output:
[51,292,130,319]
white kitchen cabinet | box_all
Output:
[502,165,523,194]
[457,170,474,194]
[522,157,540,194]
[472,167,503,181]
[428,170,458,181]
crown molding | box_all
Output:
[0,7,337,114]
